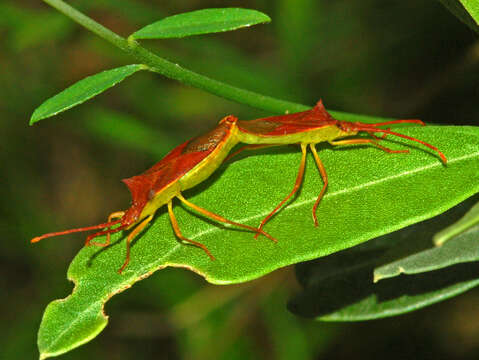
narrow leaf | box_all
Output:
[30,65,145,124]
[434,200,479,245]
[131,8,271,39]
[290,196,479,320]
[36,125,479,357]
[374,226,479,282]
[289,260,479,321]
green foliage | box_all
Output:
[43,0,305,115]
[291,252,479,321]
[374,223,479,282]
[290,197,479,321]
[30,65,145,124]
[14,0,479,358]
[131,8,271,39]
[37,125,479,357]
[434,200,479,245]
[438,0,479,33]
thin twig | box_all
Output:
[42,0,308,114]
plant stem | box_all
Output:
[42,0,309,114]
[41,0,395,123]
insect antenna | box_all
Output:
[353,124,447,164]
[30,218,123,243]
[368,119,425,127]
[84,223,129,245]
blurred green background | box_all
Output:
[2,0,479,359]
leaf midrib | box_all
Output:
[193,150,478,239]
[48,242,182,354]
[130,150,479,282]
[42,299,102,357]
[54,150,478,350]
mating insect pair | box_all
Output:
[31,101,447,273]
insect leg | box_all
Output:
[89,211,125,247]
[367,128,389,140]
[118,214,153,274]
[225,144,279,162]
[176,194,277,243]
[309,144,328,227]
[369,119,424,127]
[330,138,409,154]
[255,143,308,238]
[167,201,215,261]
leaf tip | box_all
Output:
[30,111,43,125]
[433,236,446,247]
[259,12,272,24]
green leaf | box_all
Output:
[370,199,479,282]
[374,224,479,282]
[30,65,145,124]
[37,125,479,357]
[131,8,271,40]
[289,257,479,321]
[289,196,479,320]
[434,200,479,246]
[438,0,479,34]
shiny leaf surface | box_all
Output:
[37,125,479,357]
[30,65,145,124]
[131,8,271,40]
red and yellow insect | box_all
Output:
[31,116,275,273]
[32,100,446,272]
[232,100,447,235]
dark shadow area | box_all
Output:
[290,195,479,318]
[289,261,479,318]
